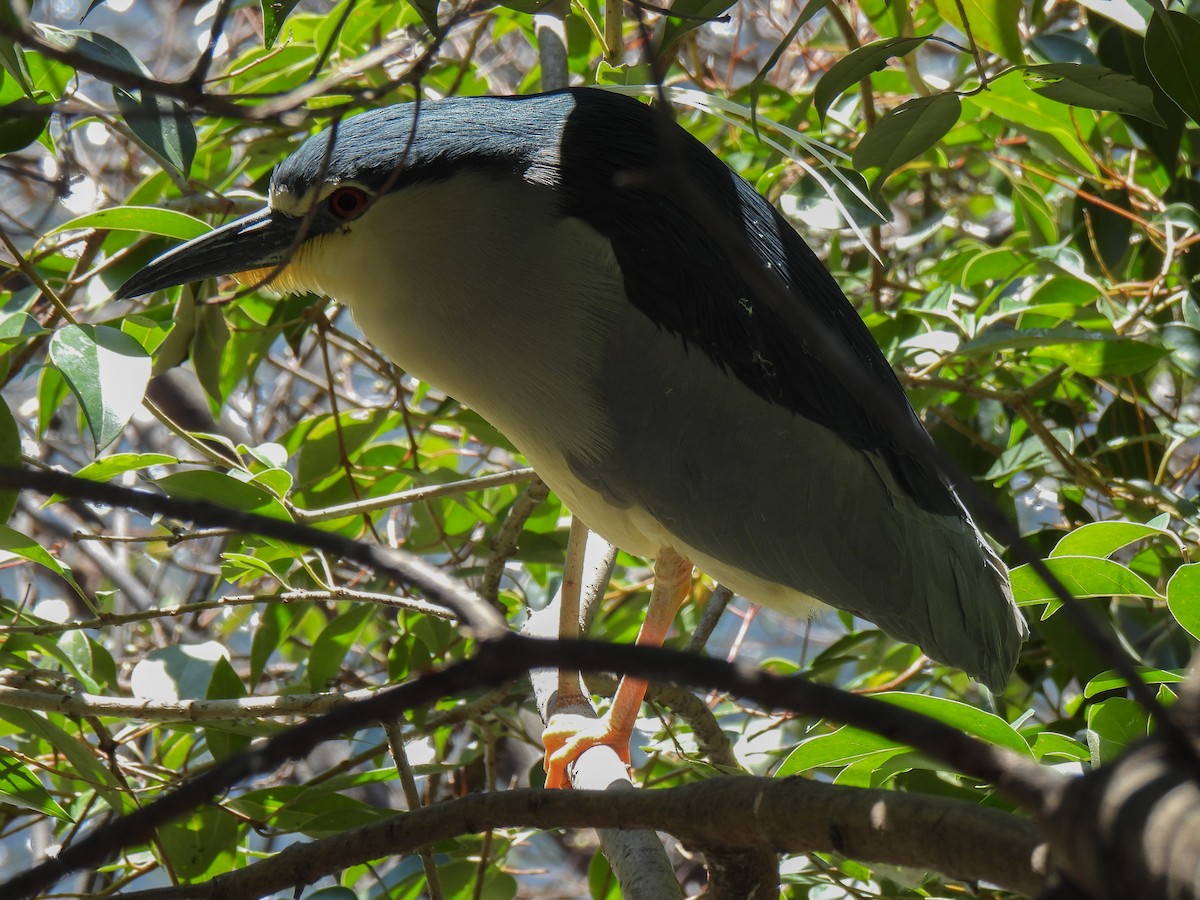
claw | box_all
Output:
[542,712,632,789]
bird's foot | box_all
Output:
[542,713,631,789]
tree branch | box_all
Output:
[110,778,1046,899]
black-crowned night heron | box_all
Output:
[118,88,1026,788]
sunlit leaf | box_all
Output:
[0,752,72,820]
[1167,564,1200,640]
[933,0,1023,63]
[1011,556,1162,611]
[47,206,210,241]
[1023,63,1164,124]
[48,324,152,451]
[853,93,961,189]
[1084,667,1184,698]
[1050,520,1181,559]
[0,524,86,601]
[814,37,929,122]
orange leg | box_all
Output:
[543,546,693,788]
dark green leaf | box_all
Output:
[853,93,961,189]
[204,656,249,761]
[81,0,110,21]
[47,324,152,451]
[1097,22,1183,171]
[0,99,49,153]
[308,602,376,691]
[659,0,737,52]
[1023,63,1164,124]
[34,25,151,76]
[156,470,292,521]
[113,87,196,178]
[1145,8,1200,124]
[408,0,440,34]
[0,397,18,523]
[1162,324,1200,377]
[192,302,230,403]
[157,806,239,879]
[262,0,304,48]
[815,37,929,122]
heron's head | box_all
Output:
[116,95,570,303]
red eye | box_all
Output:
[328,186,369,220]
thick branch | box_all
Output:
[112,778,1045,899]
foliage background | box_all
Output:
[0,0,1197,896]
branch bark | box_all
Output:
[111,777,1045,900]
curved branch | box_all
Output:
[113,778,1046,899]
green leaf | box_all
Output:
[775,727,902,776]
[1011,556,1162,611]
[0,524,86,601]
[985,427,1073,484]
[0,310,45,344]
[1087,696,1148,764]
[48,324,152,451]
[814,37,929,122]
[73,453,175,484]
[965,70,1099,174]
[0,751,73,820]
[1145,8,1200,125]
[0,396,19,523]
[0,708,128,809]
[1084,667,1184,698]
[1022,63,1165,125]
[157,806,239,880]
[204,656,250,761]
[408,0,440,34]
[262,0,304,48]
[1033,336,1168,376]
[308,602,376,691]
[659,0,737,51]
[1166,563,1200,640]
[1049,520,1180,559]
[250,601,302,687]
[1031,731,1089,762]
[0,4,34,97]
[853,93,961,189]
[0,99,50,154]
[113,87,196,178]
[34,25,151,76]
[933,0,1024,63]
[876,692,1031,755]
[1162,324,1200,377]
[47,206,210,241]
[156,470,292,521]
[192,303,230,403]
